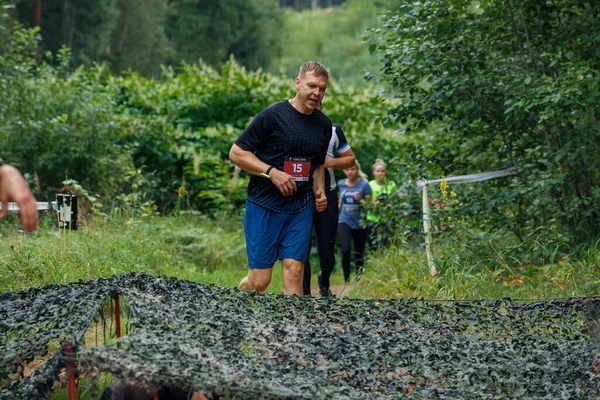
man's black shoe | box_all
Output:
[317,272,335,297]
[317,272,329,296]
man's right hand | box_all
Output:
[270,168,297,196]
[315,190,327,212]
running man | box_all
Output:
[229,61,332,295]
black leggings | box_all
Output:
[338,222,367,282]
[303,189,339,295]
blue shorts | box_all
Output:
[244,201,313,269]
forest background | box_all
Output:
[1,0,600,299]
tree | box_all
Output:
[110,0,170,76]
[19,0,119,66]
[166,0,284,71]
[0,0,17,53]
[279,0,345,9]
[369,0,600,241]
[270,0,399,87]
[16,0,119,66]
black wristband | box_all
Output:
[266,166,274,175]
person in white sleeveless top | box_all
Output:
[302,103,356,296]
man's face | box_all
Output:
[295,71,328,112]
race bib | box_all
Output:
[284,156,311,181]
[342,191,359,204]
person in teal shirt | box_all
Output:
[367,158,396,247]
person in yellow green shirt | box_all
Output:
[366,158,396,247]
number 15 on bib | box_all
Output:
[283,156,312,182]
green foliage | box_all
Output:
[0,22,403,216]
[17,0,119,66]
[0,31,139,209]
[0,0,16,53]
[114,60,294,212]
[0,29,131,201]
[113,59,404,213]
[7,0,391,86]
[109,0,170,77]
[166,0,284,71]
[368,0,600,242]
[270,0,398,87]
[279,0,346,10]
[12,0,285,77]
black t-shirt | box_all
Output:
[235,100,331,214]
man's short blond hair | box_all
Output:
[298,61,329,81]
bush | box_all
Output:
[0,26,402,217]
[0,28,131,202]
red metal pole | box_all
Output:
[64,341,77,400]
[114,293,121,348]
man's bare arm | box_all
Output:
[229,144,271,176]
[229,144,297,196]
[0,165,38,231]
[323,148,356,170]
[313,165,327,212]
[313,165,325,194]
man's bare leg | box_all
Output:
[239,268,273,292]
[282,259,304,295]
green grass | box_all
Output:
[0,212,347,294]
[354,231,600,300]
[0,213,245,293]
[1,213,599,300]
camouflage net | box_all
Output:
[1,273,600,399]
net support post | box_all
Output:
[63,341,77,400]
[422,184,437,277]
[114,293,121,348]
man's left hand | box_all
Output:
[315,190,327,212]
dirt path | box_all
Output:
[310,283,355,298]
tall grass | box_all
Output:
[0,213,251,293]
[354,230,600,300]
[2,213,599,300]
[0,212,346,295]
